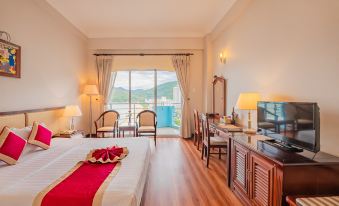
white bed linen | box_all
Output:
[0,137,151,206]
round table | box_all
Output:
[119,123,136,137]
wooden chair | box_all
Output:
[136,110,157,146]
[94,110,119,138]
[201,113,227,167]
[193,109,202,150]
[194,111,219,150]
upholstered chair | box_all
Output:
[201,113,227,167]
[94,110,120,138]
[136,110,157,145]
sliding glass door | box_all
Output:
[156,71,181,128]
[131,70,156,122]
[108,70,181,131]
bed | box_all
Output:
[0,107,151,206]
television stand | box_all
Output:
[213,125,339,206]
[262,139,304,153]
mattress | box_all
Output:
[0,137,151,206]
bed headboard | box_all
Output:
[0,113,26,130]
[0,107,66,134]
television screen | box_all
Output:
[257,101,320,152]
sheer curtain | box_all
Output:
[172,55,191,138]
[96,56,116,113]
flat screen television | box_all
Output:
[257,101,320,152]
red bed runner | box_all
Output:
[34,162,119,206]
[34,146,128,206]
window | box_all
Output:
[157,71,181,128]
[108,70,181,129]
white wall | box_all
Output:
[207,0,339,156]
[0,0,88,130]
[86,38,204,135]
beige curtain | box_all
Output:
[96,56,115,113]
[172,55,191,138]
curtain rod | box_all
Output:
[93,53,194,56]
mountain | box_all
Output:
[156,81,178,99]
[111,81,178,103]
[110,87,129,102]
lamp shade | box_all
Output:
[236,93,260,110]
[64,105,82,117]
[83,84,99,95]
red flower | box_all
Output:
[87,146,128,163]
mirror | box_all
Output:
[213,75,226,117]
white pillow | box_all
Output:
[11,126,32,140]
[10,126,40,156]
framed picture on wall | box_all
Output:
[0,39,21,78]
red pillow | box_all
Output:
[0,127,27,165]
[28,122,52,149]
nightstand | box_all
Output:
[53,130,85,138]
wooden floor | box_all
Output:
[141,137,242,206]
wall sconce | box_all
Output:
[219,52,227,64]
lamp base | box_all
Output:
[243,128,257,134]
[69,117,75,131]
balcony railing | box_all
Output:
[105,102,181,128]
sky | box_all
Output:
[114,70,177,90]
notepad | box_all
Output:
[218,124,243,132]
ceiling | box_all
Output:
[46,0,237,38]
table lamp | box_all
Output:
[236,92,260,134]
[83,84,99,137]
[63,105,82,131]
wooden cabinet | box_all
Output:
[232,142,251,205]
[231,141,280,206]
[216,129,339,206]
[250,153,275,206]
[232,142,249,194]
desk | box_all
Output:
[210,123,243,187]
[119,123,136,137]
[212,124,339,206]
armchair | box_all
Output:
[136,110,157,145]
[94,110,120,138]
